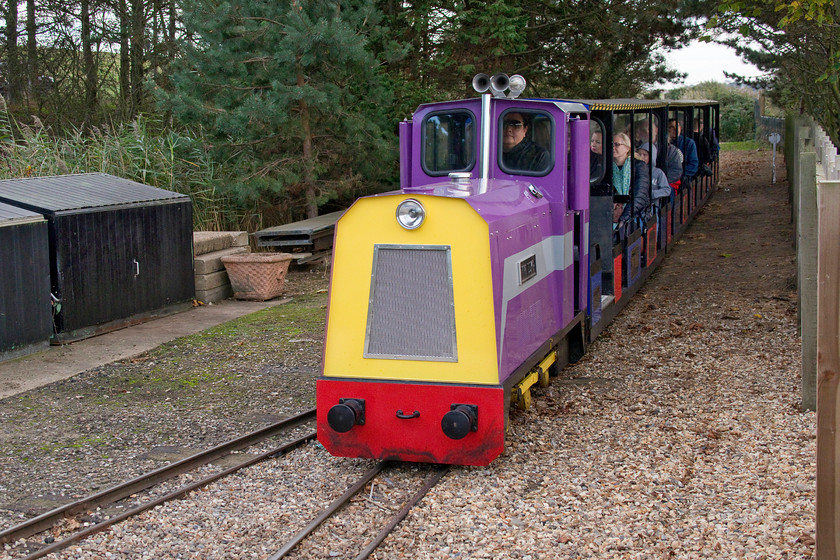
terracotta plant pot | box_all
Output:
[220,253,294,301]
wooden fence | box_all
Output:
[787,116,840,558]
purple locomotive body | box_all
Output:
[400,96,592,384]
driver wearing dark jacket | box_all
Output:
[502,112,549,172]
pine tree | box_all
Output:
[159,0,397,220]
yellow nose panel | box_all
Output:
[323,194,499,385]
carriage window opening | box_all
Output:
[498,110,553,176]
[650,112,667,168]
[611,111,636,186]
[613,114,632,144]
[636,112,664,168]
[422,111,476,176]
[668,110,681,143]
[632,110,656,180]
[633,113,652,148]
[669,109,689,176]
[589,118,605,184]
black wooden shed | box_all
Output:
[0,201,51,359]
[0,173,194,343]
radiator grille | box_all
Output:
[365,245,457,361]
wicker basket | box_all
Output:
[220,253,294,301]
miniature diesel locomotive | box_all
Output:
[316,74,720,466]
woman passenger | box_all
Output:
[612,132,634,195]
[612,132,650,226]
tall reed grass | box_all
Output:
[0,100,244,231]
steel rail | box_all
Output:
[18,431,317,560]
[268,461,389,560]
[1,407,316,545]
[353,466,449,560]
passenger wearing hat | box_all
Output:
[637,142,671,200]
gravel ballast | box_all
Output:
[0,149,815,559]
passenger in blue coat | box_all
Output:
[668,119,699,181]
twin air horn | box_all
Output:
[472,73,527,99]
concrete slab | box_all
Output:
[193,231,249,255]
[194,269,230,291]
[194,246,249,274]
[0,297,289,400]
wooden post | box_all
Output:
[795,124,814,232]
[788,124,804,223]
[801,152,817,411]
[786,116,796,191]
[817,178,840,557]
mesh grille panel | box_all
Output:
[365,245,456,360]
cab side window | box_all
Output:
[499,110,553,175]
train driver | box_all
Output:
[501,112,550,173]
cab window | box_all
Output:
[422,111,476,175]
[499,110,553,175]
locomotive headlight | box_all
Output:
[396,199,426,230]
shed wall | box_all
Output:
[0,220,51,355]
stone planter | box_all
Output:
[220,253,294,301]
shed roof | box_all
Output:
[0,201,45,227]
[0,173,188,214]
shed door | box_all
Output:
[55,202,193,333]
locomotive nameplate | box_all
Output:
[518,255,537,285]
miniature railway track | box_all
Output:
[2,407,317,559]
[269,462,449,560]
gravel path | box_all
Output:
[0,149,814,559]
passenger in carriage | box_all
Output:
[691,120,713,176]
[612,133,633,200]
[501,112,550,172]
[612,132,651,227]
[590,130,604,180]
[634,121,650,147]
[637,143,671,200]
[637,119,683,192]
[669,118,699,182]
[702,119,720,161]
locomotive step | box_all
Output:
[511,350,557,411]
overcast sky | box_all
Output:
[664,40,766,88]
